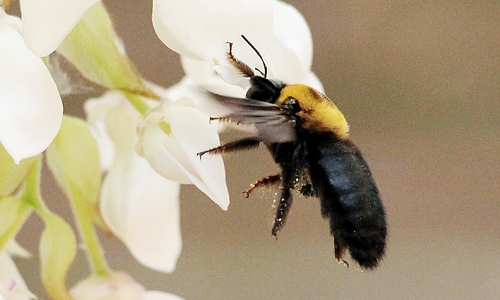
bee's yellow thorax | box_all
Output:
[276,84,349,139]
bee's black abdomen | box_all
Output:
[307,137,387,269]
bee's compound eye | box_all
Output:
[283,98,301,113]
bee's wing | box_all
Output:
[207,92,296,143]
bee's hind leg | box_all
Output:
[271,164,297,238]
[243,174,281,198]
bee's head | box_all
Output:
[225,35,285,103]
[246,76,285,103]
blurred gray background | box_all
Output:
[12,0,500,299]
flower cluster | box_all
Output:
[0,0,318,299]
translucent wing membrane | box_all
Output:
[207,92,296,143]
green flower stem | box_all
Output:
[0,198,32,252]
[21,157,76,300]
[122,91,150,115]
[46,116,112,278]
[20,156,45,211]
[68,190,111,277]
[24,156,110,277]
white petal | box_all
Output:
[270,0,313,72]
[0,251,36,300]
[92,94,183,272]
[138,104,229,210]
[99,153,135,238]
[152,5,199,61]
[169,107,229,210]
[20,0,100,57]
[0,14,62,163]
[101,154,182,273]
[164,76,243,118]
[265,39,312,85]
[71,272,144,300]
[122,163,182,273]
[137,119,193,184]
[5,241,31,259]
[259,1,315,85]
[180,57,246,97]
[152,0,274,68]
[71,273,183,300]
[0,253,25,290]
[84,94,122,171]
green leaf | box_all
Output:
[39,212,77,300]
[19,156,76,299]
[0,144,36,197]
[0,197,32,251]
[56,2,158,102]
[46,116,100,214]
[46,116,111,276]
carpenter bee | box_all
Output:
[198,36,387,269]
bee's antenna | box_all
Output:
[241,35,268,78]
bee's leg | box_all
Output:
[197,138,260,158]
[271,165,295,238]
[226,41,255,78]
[271,187,293,238]
[243,174,281,198]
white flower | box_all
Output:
[20,0,100,57]
[154,0,322,91]
[85,93,182,273]
[0,242,36,300]
[136,83,229,210]
[261,0,323,89]
[0,9,63,164]
[70,272,183,300]
[153,0,273,85]
[179,56,246,98]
